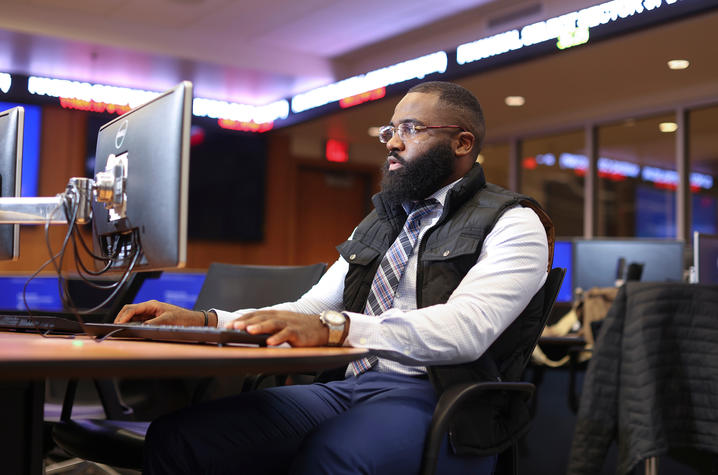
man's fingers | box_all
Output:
[229,310,275,330]
[115,301,158,323]
[141,312,173,326]
[265,327,293,347]
[245,318,286,335]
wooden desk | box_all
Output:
[0,331,368,474]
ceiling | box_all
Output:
[0,0,601,104]
[0,0,717,169]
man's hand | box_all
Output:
[227,310,328,347]
[115,300,213,327]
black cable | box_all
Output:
[74,231,141,316]
[74,219,119,262]
[71,238,117,280]
[22,181,145,342]
[22,196,76,337]
[53,192,81,313]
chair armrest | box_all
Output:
[420,381,535,475]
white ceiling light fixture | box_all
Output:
[659,122,678,133]
[667,59,690,70]
[505,95,525,107]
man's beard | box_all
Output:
[380,142,455,206]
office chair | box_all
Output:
[420,267,566,475]
[51,262,327,470]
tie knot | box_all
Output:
[408,198,438,220]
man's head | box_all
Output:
[379,81,485,204]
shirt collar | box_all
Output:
[401,178,462,215]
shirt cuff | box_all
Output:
[211,308,256,328]
[343,311,381,347]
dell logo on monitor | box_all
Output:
[115,120,129,149]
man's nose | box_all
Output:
[385,129,404,151]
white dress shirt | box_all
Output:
[214,180,548,376]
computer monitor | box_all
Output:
[132,271,206,308]
[91,82,192,272]
[694,232,718,284]
[0,106,23,261]
[552,240,573,303]
[573,238,684,291]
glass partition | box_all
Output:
[521,130,584,237]
[689,105,718,237]
[597,113,676,237]
[480,142,510,189]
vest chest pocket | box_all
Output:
[421,232,483,262]
[337,240,381,266]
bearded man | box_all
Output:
[117,81,553,475]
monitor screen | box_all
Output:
[91,82,192,272]
[552,240,573,303]
[694,232,718,284]
[573,239,684,290]
[132,272,205,309]
[0,106,23,261]
[0,276,62,312]
[0,275,120,312]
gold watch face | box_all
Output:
[323,311,345,326]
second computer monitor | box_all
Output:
[0,106,24,261]
[573,238,684,291]
[91,82,192,272]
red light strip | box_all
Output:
[339,87,386,109]
[217,119,274,133]
[60,97,131,115]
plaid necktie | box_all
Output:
[349,198,438,376]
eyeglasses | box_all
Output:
[378,123,464,143]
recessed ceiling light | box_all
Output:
[367,126,380,137]
[659,122,678,133]
[505,96,525,107]
[667,59,690,70]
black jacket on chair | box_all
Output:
[568,283,718,474]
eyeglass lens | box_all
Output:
[379,124,414,143]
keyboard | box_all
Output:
[0,314,84,334]
[83,322,269,346]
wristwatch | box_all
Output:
[319,310,347,346]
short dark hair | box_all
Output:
[407,81,485,156]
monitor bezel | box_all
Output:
[0,106,24,261]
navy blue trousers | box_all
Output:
[144,371,496,474]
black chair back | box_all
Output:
[193,262,327,311]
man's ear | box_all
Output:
[454,131,475,158]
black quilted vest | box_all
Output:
[336,164,554,454]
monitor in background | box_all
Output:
[0,275,130,313]
[0,106,23,261]
[91,82,192,273]
[0,276,63,312]
[132,272,206,308]
[552,240,573,303]
[573,239,684,291]
[694,232,718,284]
